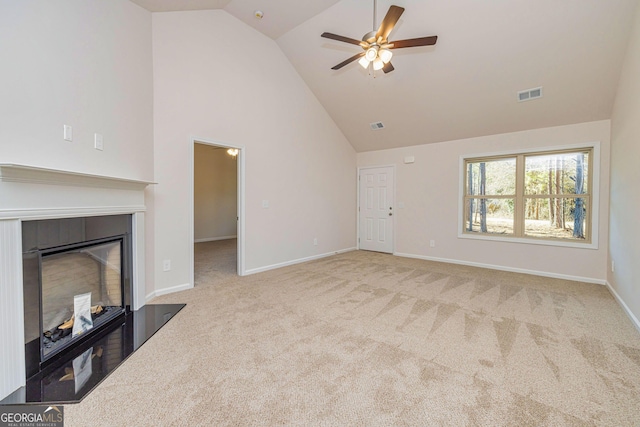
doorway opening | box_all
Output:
[190,138,245,286]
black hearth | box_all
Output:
[0,304,185,404]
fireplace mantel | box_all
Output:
[0,163,155,191]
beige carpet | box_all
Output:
[65,243,640,426]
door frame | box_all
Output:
[357,164,396,254]
[189,136,246,285]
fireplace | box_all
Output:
[0,215,185,405]
[22,215,133,378]
[0,163,164,402]
[40,238,124,360]
[39,238,124,362]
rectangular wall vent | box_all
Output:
[517,87,543,102]
[370,121,385,130]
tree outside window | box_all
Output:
[463,148,592,243]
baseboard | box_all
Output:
[394,252,607,285]
[244,247,357,275]
[605,281,640,334]
[146,282,192,302]
[194,235,237,243]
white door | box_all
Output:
[359,166,394,253]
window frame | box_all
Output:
[458,142,600,249]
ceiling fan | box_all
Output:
[321,1,437,74]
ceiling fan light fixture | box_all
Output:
[321,3,438,74]
[227,148,239,157]
[365,46,379,61]
[379,48,393,64]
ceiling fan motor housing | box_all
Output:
[363,30,378,44]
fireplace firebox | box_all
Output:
[40,237,125,361]
[22,215,133,379]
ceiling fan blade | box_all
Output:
[382,62,395,74]
[331,52,365,70]
[375,5,405,42]
[389,36,438,49]
[321,32,363,46]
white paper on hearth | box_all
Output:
[72,292,93,337]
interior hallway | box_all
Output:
[194,239,237,286]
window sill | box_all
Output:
[458,232,598,250]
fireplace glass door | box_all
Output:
[40,238,125,361]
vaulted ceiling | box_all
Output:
[130,0,639,152]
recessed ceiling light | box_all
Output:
[254,10,264,19]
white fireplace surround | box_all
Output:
[0,163,154,401]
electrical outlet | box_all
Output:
[94,133,103,151]
[313,238,318,246]
[430,240,435,248]
[63,125,73,141]
[163,260,171,272]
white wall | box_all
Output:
[194,144,237,241]
[610,2,640,324]
[0,1,153,181]
[358,120,611,283]
[152,10,356,290]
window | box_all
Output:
[462,146,595,246]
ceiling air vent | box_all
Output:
[517,87,543,102]
[370,121,385,130]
